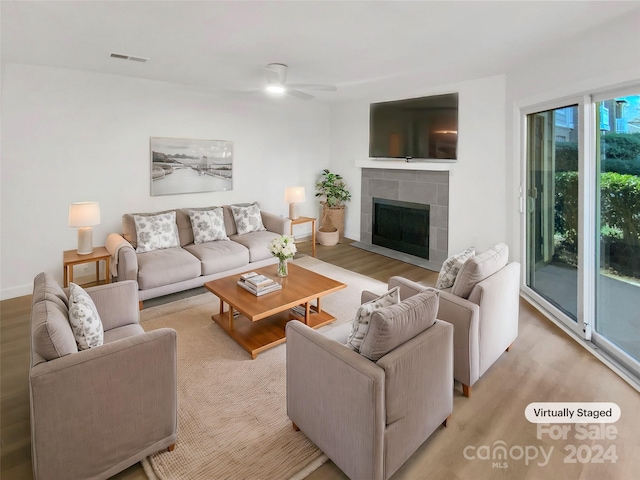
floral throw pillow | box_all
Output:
[435,247,475,289]
[345,286,401,353]
[189,208,229,244]
[230,203,266,235]
[133,211,180,253]
[68,283,104,350]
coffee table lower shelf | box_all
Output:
[211,309,336,359]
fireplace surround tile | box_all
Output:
[357,168,449,271]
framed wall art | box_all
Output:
[150,137,233,196]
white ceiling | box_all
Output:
[2,1,639,102]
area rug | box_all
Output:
[140,256,387,480]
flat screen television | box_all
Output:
[369,93,458,161]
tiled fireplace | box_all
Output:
[356,168,449,271]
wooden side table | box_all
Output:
[63,246,111,288]
[290,216,316,257]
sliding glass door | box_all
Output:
[594,94,640,366]
[526,105,579,325]
[525,89,640,376]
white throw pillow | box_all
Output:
[68,283,104,350]
[230,203,266,235]
[189,208,229,244]
[133,211,180,253]
[435,247,475,289]
[345,286,401,353]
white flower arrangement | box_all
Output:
[268,235,297,261]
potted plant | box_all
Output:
[315,169,351,245]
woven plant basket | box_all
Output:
[320,205,346,240]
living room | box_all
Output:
[2,1,640,480]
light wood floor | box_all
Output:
[2,240,639,479]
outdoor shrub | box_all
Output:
[601,157,640,176]
[555,142,578,172]
[554,172,640,277]
[601,132,640,161]
[554,171,579,249]
[600,172,640,247]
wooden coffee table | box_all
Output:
[204,262,346,359]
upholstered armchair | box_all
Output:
[388,244,521,397]
[29,273,177,480]
[286,290,453,480]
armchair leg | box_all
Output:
[167,444,175,452]
[462,384,471,398]
[506,344,512,352]
[442,415,452,427]
[292,422,300,431]
[139,301,144,310]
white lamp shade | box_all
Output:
[284,186,306,204]
[68,202,101,227]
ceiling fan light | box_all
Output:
[266,84,285,94]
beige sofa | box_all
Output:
[106,204,291,303]
[29,273,177,480]
[286,290,453,480]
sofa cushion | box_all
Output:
[230,230,281,262]
[230,203,266,235]
[325,322,353,345]
[359,291,439,362]
[133,212,180,253]
[452,243,509,299]
[68,283,104,350]
[188,208,229,244]
[123,209,192,248]
[184,241,250,275]
[176,206,220,244]
[435,247,475,289]
[346,287,400,352]
[103,324,145,343]
[136,247,202,290]
[31,272,78,361]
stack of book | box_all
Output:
[237,272,282,296]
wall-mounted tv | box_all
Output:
[369,93,458,161]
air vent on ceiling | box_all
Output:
[110,53,149,63]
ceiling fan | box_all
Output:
[263,63,337,100]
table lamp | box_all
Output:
[284,186,305,220]
[68,201,101,255]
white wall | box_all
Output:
[329,75,509,256]
[1,64,330,298]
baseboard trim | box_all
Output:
[1,283,32,301]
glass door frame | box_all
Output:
[518,83,640,385]
[591,86,640,376]
[519,95,594,340]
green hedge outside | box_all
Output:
[555,135,640,175]
[554,171,640,277]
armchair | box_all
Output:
[286,291,453,480]
[29,273,177,480]
[386,245,521,397]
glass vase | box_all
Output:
[277,258,288,277]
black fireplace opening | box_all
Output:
[372,198,430,259]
